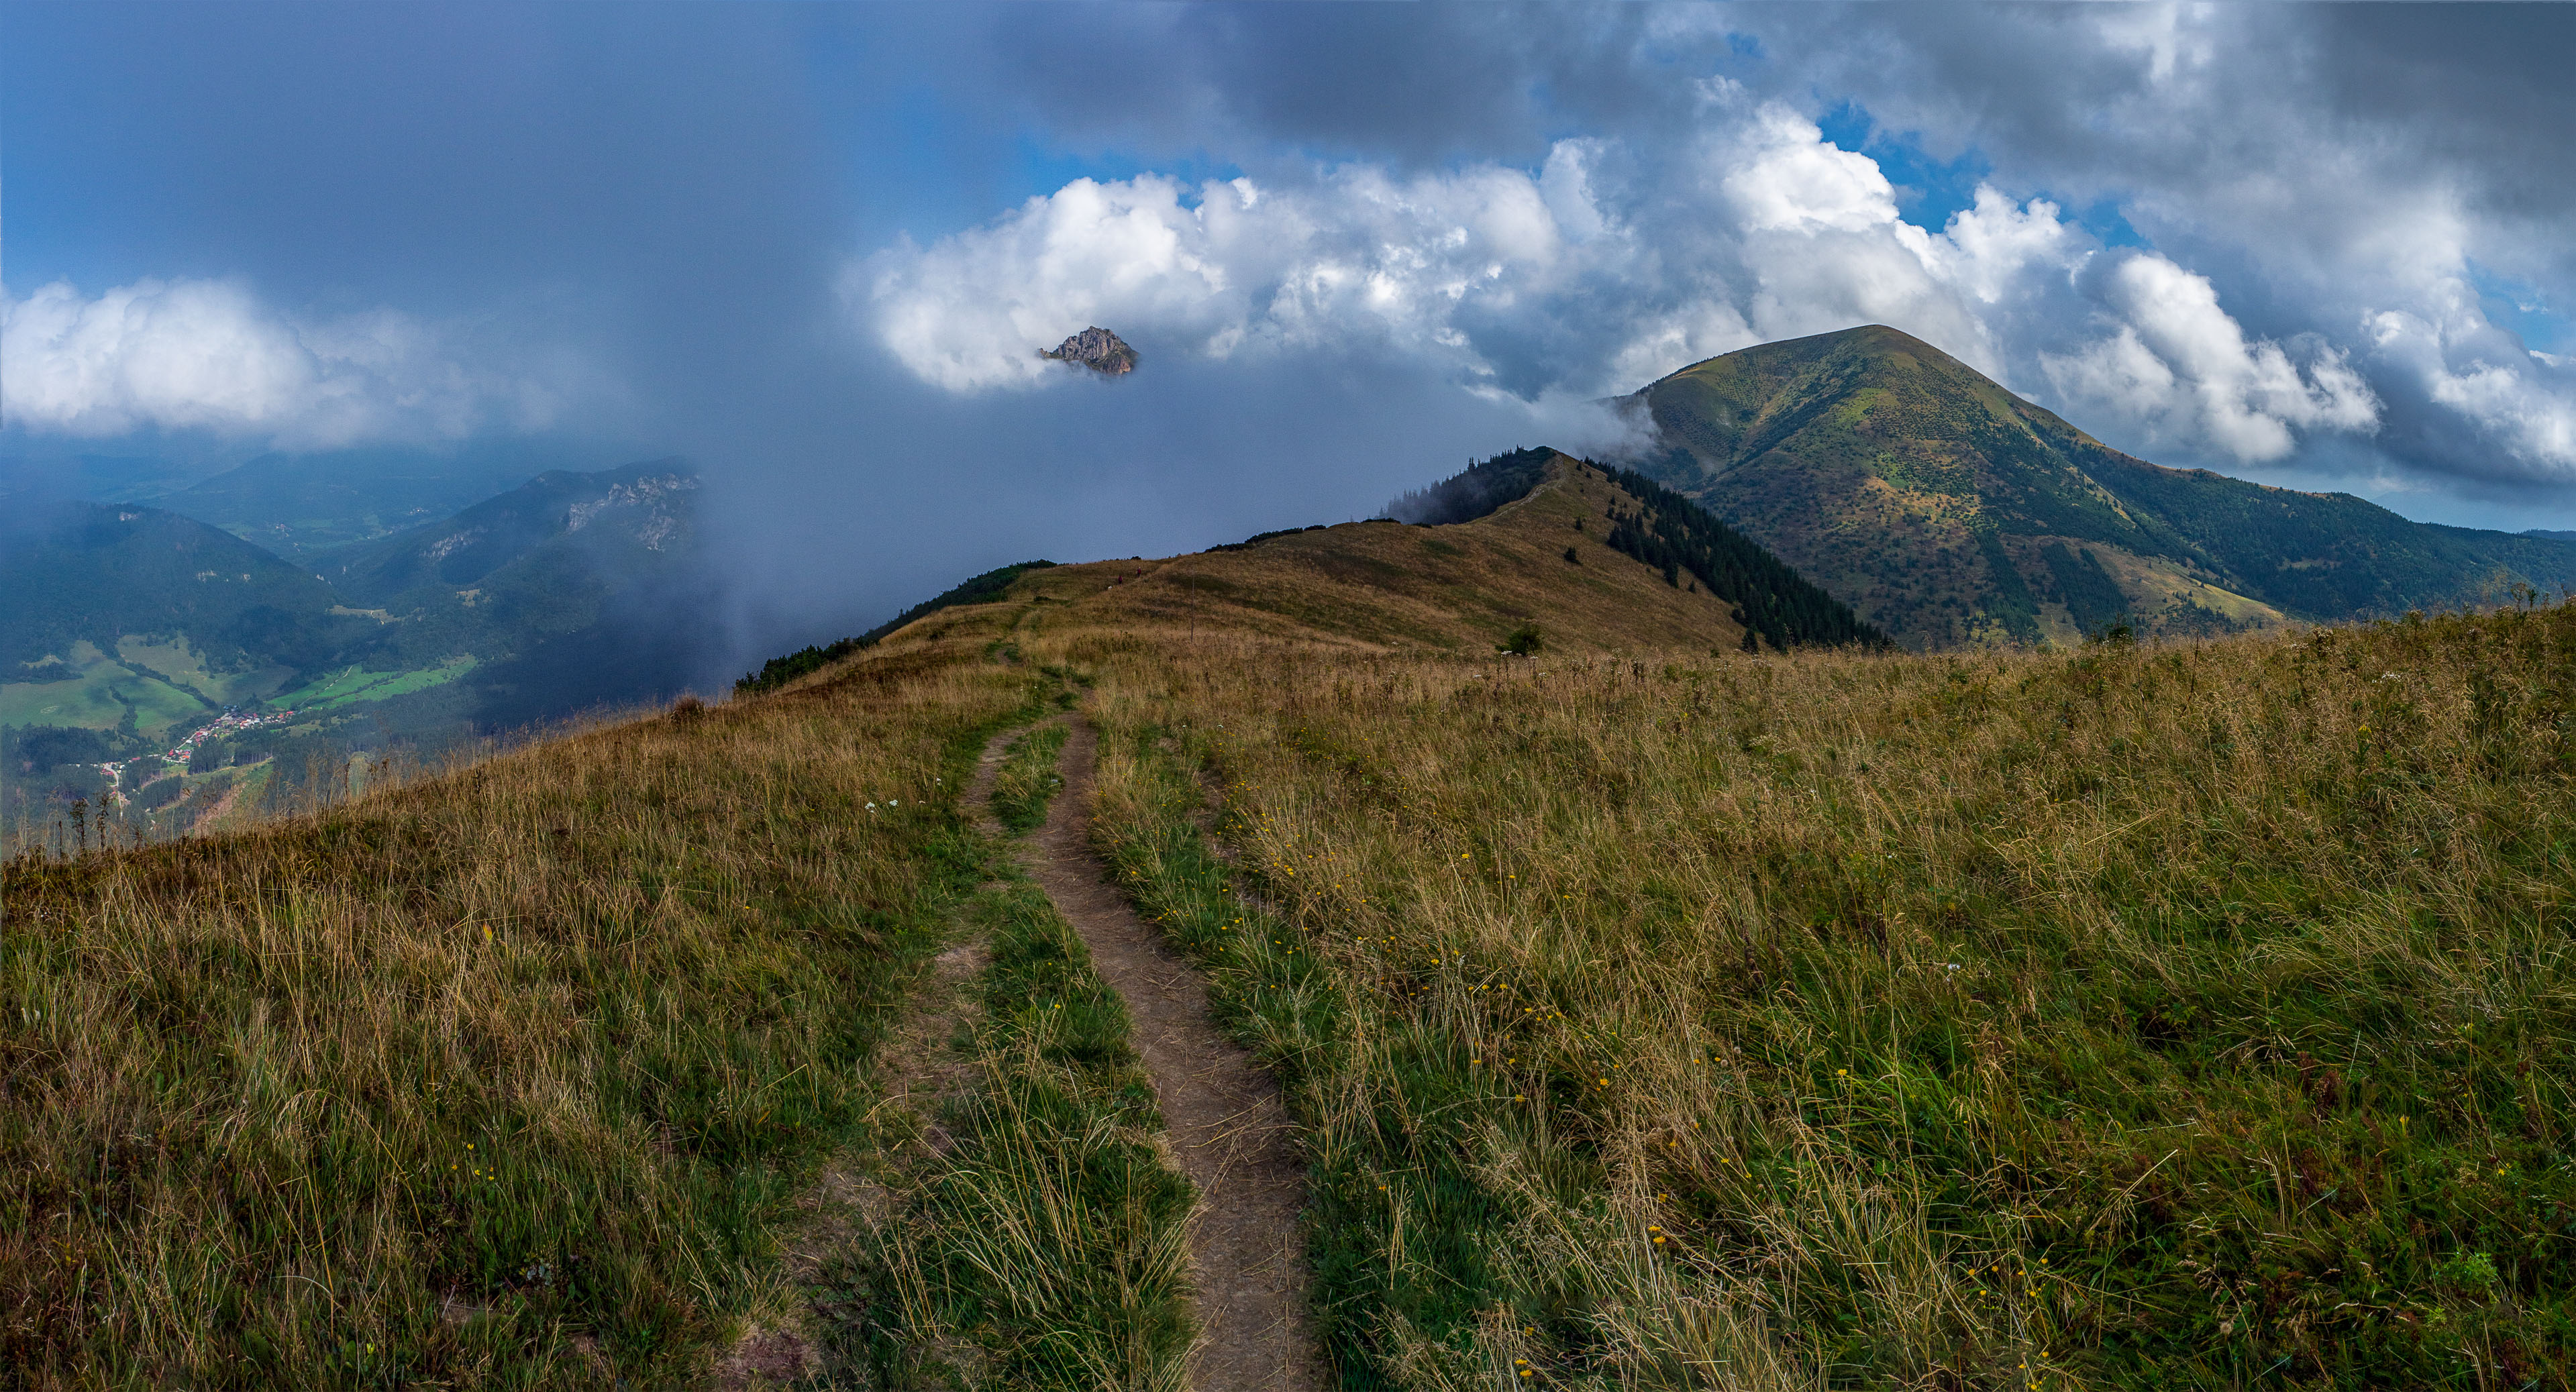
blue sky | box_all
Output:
[8,3,2576,628]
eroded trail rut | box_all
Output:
[1014,718,1319,1391]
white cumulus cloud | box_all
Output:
[3,277,576,447]
[860,162,1592,393]
[1715,94,1902,235]
[863,92,2415,474]
[2365,284,2576,475]
[865,98,2097,406]
[2044,254,2381,464]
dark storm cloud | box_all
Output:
[2313,7,2576,230]
[977,3,1695,170]
[5,5,835,309]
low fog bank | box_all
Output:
[683,341,1654,680]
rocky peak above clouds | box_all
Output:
[1040,327,1139,376]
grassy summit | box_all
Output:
[1632,325,2576,649]
[879,453,1849,657]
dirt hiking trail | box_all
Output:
[1018,717,1321,1391]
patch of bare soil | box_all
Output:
[1025,719,1320,1391]
[710,1325,820,1389]
[189,777,245,833]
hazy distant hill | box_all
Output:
[3,462,717,743]
[313,460,700,659]
[0,452,225,505]
[153,446,569,557]
[1629,325,2576,648]
[325,460,693,597]
[311,462,718,729]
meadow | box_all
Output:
[1071,602,2576,1389]
[11,582,2576,1390]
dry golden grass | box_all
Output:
[882,458,1749,659]
[0,643,1047,1388]
[1070,605,2576,1389]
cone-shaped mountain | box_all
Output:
[1629,325,2576,649]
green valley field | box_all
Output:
[7,460,2576,1391]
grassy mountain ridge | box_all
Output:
[1632,324,2576,648]
[734,559,1060,696]
[1382,446,1560,525]
[862,453,1759,657]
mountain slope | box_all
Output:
[0,500,369,735]
[1630,324,2576,648]
[307,462,717,729]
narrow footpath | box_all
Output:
[1017,718,1319,1391]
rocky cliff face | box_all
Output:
[1041,327,1139,376]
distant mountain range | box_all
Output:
[151,447,551,557]
[1,462,715,762]
[1625,325,2576,649]
[309,462,718,729]
[0,443,628,558]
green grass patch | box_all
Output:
[1087,729,1480,1390]
[989,722,1070,834]
[272,655,478,710]
[1086,605,2576,1389]
[0,660,213,736]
